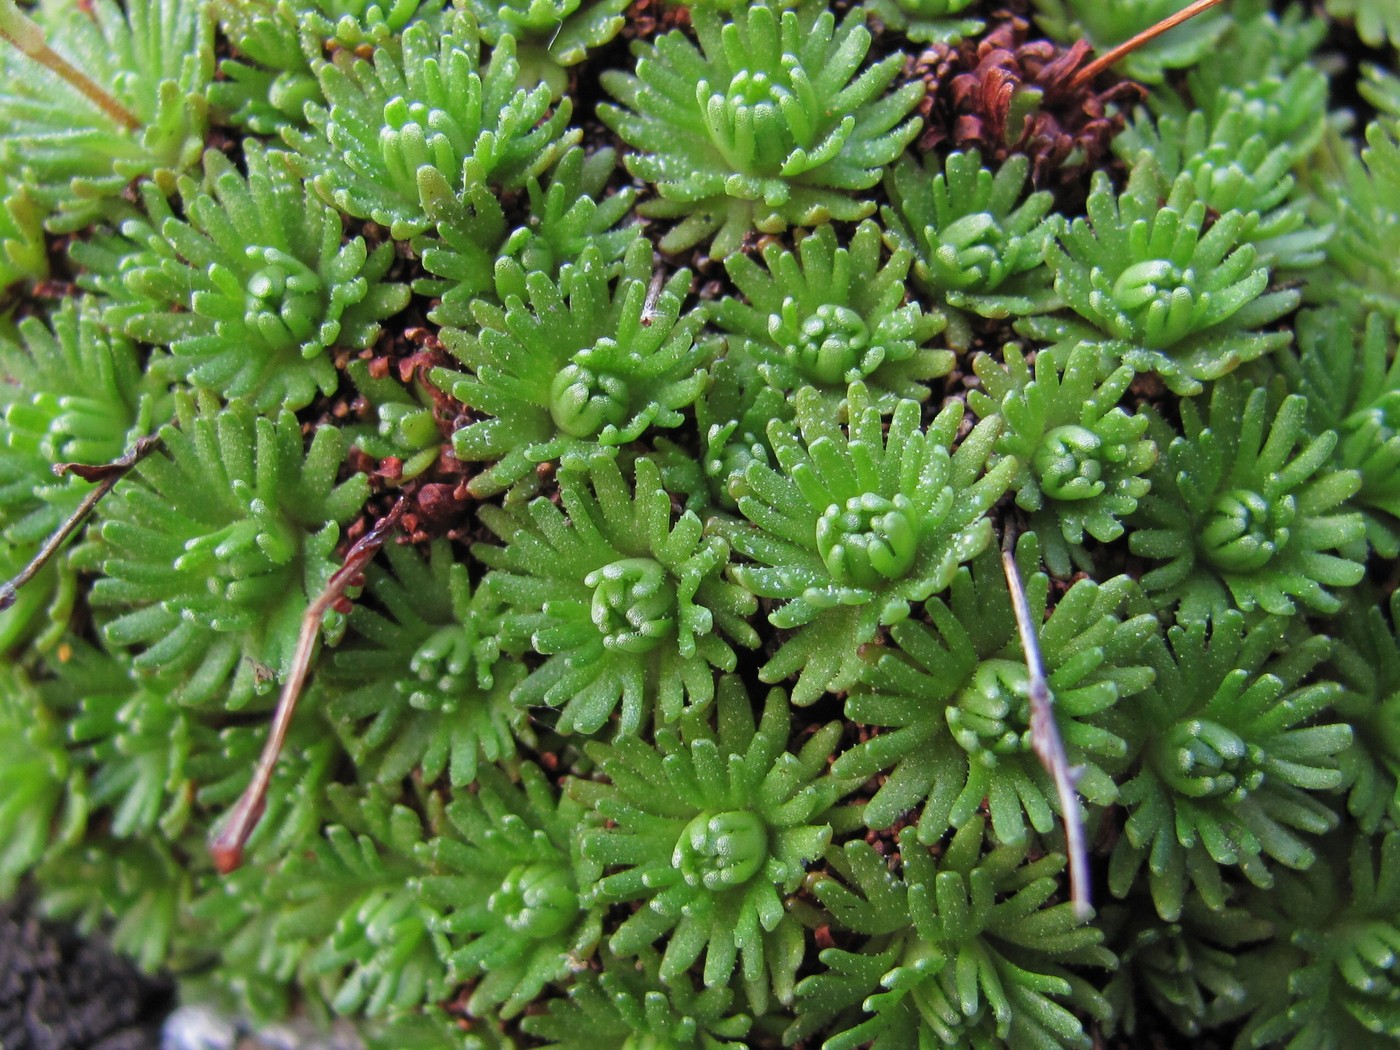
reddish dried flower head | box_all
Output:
[908,13,1144,196]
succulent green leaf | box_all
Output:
[435,238,712,497]
[1130,377,1366,618]
[1109,614,1349,921]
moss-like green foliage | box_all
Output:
[52,641,195,841]
[465,0,626,86]
[1115,106,1329,272]
[882,150,1060,350]
[298,0,442,46]
[1288,309,1400,556]
[90,391,370,707]
[0,299,165,483]
[0,184,46,291]
[1174,6,1328,201]
[791,818,1113,1049]
[713,220,950,412]
[1331,589,1400,835]
[572,678,849,1010]
[476,456,757,734]
[1022,164,1300,396]
[343,359,445,483]
[327,539,524,787]
[413,143,640,328]
[285,10,576,239]
[689,357,794,512]
[1317,119,1400,327]
[863,0,981,44]
[36,837,190,974]
[213,0,445,134]
[256,787,452,1018]
[208,0,320,134]
[5,0,1400,1045]
[1324,0,1400,48]
[972,344,1156,576]
[434,238,712,496]
[1109,614,1350,922]
[0,665,85,895]
[190,714,338,872]
[600,1,922,255]
[79,146,409,411]
[521,947,752,1048]
[1101,894,1270,1038]
[719,381,1016,703]
[1130,378,1366,618]
[421,762,601,1018]
[0,0,212,231]
[836,541,1156,845]
[1237,829,1400,1047]
[0,299,170,651]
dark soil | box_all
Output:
[0,894,172,1050]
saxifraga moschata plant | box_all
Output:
[7,0,1400,1047]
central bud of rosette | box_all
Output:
[381,98,470,195]
[703,68,800,174]
[1112,259,1202,347]
[550,340,630,438]
[1158,718,1258,802]
[244,249,323,344]
[1201,488,1291,573]
[783,303,875,387]
[487,862,578,939]
[585,557,677,653]
[939,212,1011,288]
[948,661,1030,760]
[816,492,918,588]
[673,810,768,890]
[1032,425,1107,501]
[406,624,478,712]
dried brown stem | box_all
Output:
[1001,532,1092,920]
[1069,0,1228,90]
[209,499,407,874]
[0,435,161,613]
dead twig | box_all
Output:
[1001,530,1092,920]
[1069,0,1228,90]
[0,435,162,613]
[209,499,407,874]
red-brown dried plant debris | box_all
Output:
[908,12,1145,200]
[337,328,483,547]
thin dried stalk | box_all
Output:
[1001,532,1092,920]
[1069,0,1228,89]
[0,435,161,613]
[209,500,407,874]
